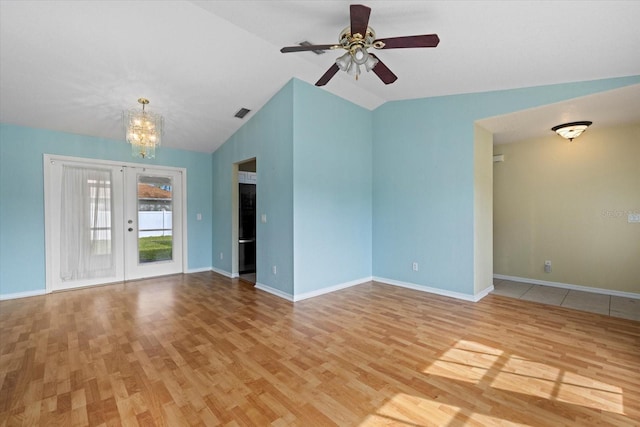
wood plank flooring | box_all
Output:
[1,272,639,426]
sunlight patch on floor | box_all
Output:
[491,364,624,415]
[423,340,503,383]
[360,392,527,427]
[360,393,459,426]
[422,340,624,415]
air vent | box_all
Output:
[299,41,326,55]
[234,108,251,119]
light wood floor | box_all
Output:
[1,272,639,426]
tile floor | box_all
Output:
[492,279,640,321]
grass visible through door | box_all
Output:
[139,236,172,263]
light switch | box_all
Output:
[196,213,202,221]
[261,213,267,223]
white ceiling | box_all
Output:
[1,1,639,153]
[480,83,640,144]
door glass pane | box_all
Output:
[137,175,173,263]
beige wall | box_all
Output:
[493,122,640,294]
[474,124,494,295]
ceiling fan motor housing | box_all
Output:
[338,26,379,51]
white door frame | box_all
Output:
[43,154,188,293]
[123,166,184,280]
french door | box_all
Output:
[124,167,183,280]
[44,155,185,292]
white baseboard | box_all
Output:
[0,276,494,304]
[0,289,46,301]
[373,276,493,302]
[474,284,495,301]
[254,277,373,303]
[211,267,238,279]
[186,267,213,273]
[292,277,373,302]
[254,283,294,301]
[254,276,493,303]
[494,274,640,300]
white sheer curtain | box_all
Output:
[60,166,115,281]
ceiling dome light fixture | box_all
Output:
[123,98,164,159]
[551,121,592,142]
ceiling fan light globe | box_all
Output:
[364,55,378,72]
[336,52,352,71]
[351,45,369,65]
[347,62,361,77]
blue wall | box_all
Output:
[2,75,639,300]
[293,80,372,295]
[210,79,372,298]
[372,76,640,296]
[0,124,213,297]
[211,80,295,295]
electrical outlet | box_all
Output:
[219,252,223,260]
[544,260,552,273]
[412,262,419,271]
[272,265,277,275]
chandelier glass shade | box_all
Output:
[124,98,163,158]
[551,121,592,141]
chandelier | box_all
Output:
[123,98,163,158]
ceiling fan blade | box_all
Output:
[280,44,336,53]
[350,4,371,37]
[374,34,440,49]
[315,64,340,86]
[369,54,397,85]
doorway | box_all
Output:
[44,155,186,292]
[237,159,256,284]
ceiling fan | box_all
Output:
[280,4,440,86]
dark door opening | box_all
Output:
[238,159,256,284]
[239,183,256,274]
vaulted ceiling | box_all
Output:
[1,1,639,153]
